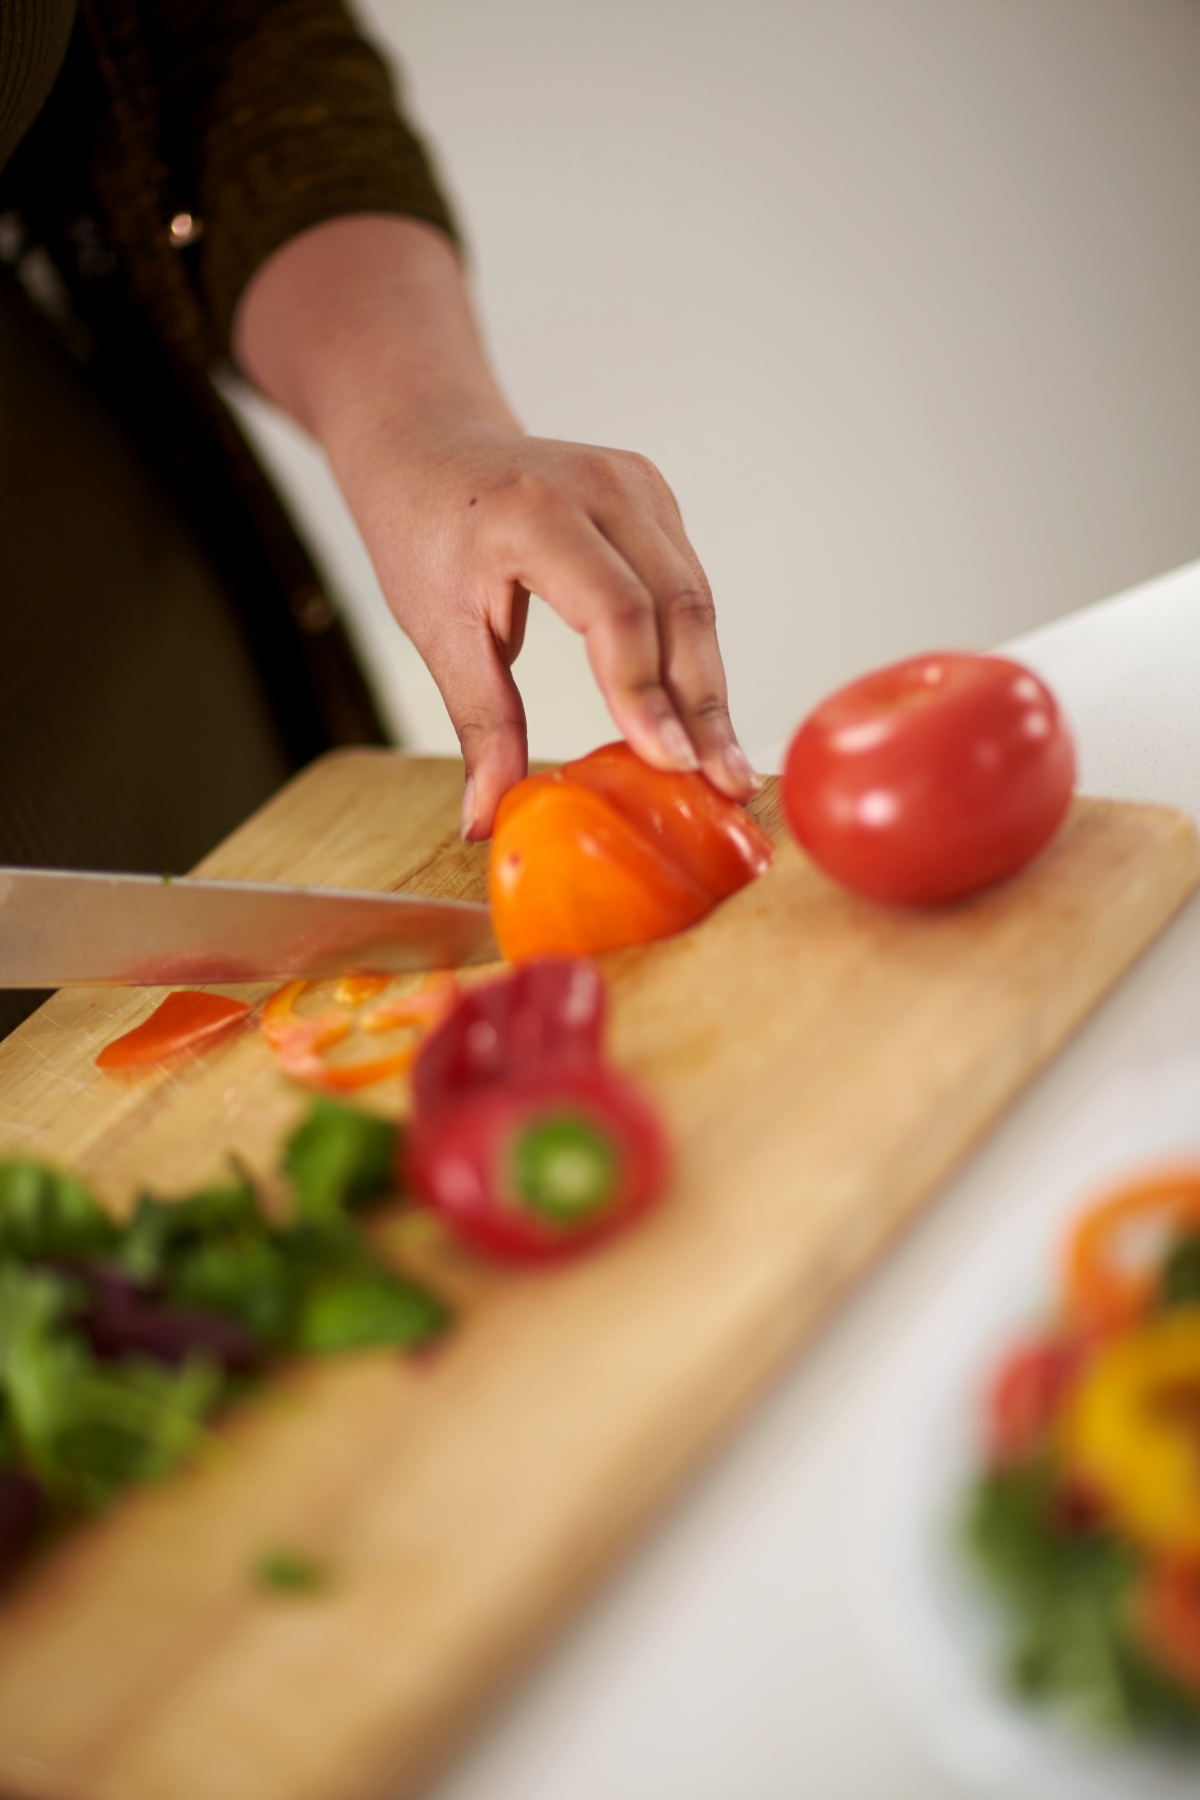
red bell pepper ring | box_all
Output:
[405,959,669,1261]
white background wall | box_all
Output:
[228,0,1200,771]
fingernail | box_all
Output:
[659,717,699,771]
[460,775,476,839]
[723,742,762,792]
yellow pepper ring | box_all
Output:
[1059,1310,1200,1558]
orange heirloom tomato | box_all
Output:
[488,742,773,961]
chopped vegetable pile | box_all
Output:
[965,1169,1200,1742]
[0,1100,448,1586]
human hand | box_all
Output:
[234,217,757,838]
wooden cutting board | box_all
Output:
[0,751,1196,1800]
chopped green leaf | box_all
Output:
[0,1102,451,1570]
[293,1269,448,1355]
[0,1263,222,1509]
[166,1235,296,1346]
[0,1162,118,1260]
[255,1549,329,1594]
[285,1100,396,1226]
[120,1183,261,1284]
[965,1468,1200,1739]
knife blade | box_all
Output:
[0,866,498,988]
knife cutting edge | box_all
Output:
[0,866,499,988]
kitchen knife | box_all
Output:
[0,866,498,987]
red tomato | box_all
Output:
[985,1336,1081,1467]
[781,652,1076,904]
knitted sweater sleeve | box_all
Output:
[138,0,459,355]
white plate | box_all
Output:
[848,1058,1200,1800]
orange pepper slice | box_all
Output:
[277,1041,417,1092]
[261,980,351,1055]
[96,991,251,1069]
[334,973,391,1007]
[263,972,455,1093]
[362,970,459,1033]
[1064,1169,1200,1332]
[489,743,772,962]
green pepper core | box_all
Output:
[514,1113,618,1224]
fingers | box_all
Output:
[589,506,757,798]
[492,482,707,780]
[416,617,529,841]
[496,468,757,800]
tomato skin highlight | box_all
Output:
[95,990,251,1069]
[781,652,1076,905]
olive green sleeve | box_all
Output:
[140,0,459,356]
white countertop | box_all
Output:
[422,561,1200,1800]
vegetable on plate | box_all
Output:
[406,958,669,1260]
[488,741,772,960]
[782,651,1075,904]
[965,1167,1200,1743]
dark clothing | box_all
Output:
[0,1,458,1035]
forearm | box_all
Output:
[233,214,517,461]
[232,212,754,838]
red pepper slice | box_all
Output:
[405,959,669,1261]
[1134,1559,1200,1699]
[96,990,251,1069]
[406,1065,667,1262]
[413,959,606,1112]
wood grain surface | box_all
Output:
[0,750,1195,1800]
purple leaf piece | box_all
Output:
[80,1264,259,1375]
[0,1470,41,1582]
